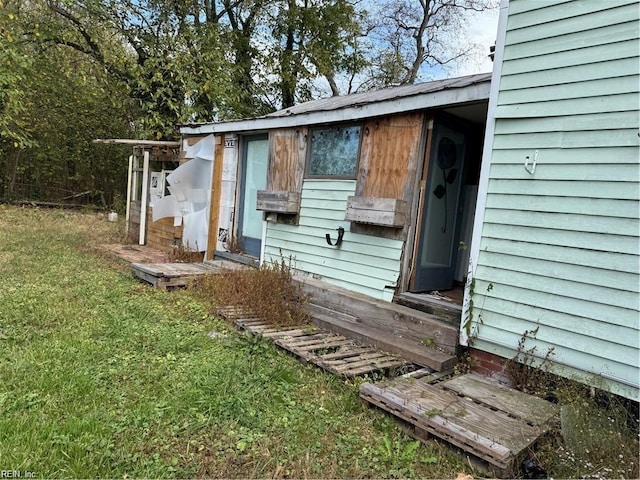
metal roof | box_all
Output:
[265,73,492,118]
[93,139,181,147]
[179,72,492,135]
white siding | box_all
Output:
[263,180,404,301]
[470,0,640,400]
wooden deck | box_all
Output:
[360,372,558,477]
[132,260,244,289]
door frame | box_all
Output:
[409,113,473,292]
[236,133,268,257]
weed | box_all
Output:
[421,337,435,347]
[462,278,492,345]
[167,243,205,263]
[192,255,309,327]
[533,380,639,479]
[505,329,639,479]
[506,326,556,397]
[375,436,441,478]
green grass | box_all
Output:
[0,205,472,479]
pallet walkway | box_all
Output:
[360,372,558,477]
[216,307,412,378]
[132,260,244,289]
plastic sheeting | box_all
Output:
[152,135,215,251]
[152,194,179,222]
[182,208,209,251]
[217,135,238,251]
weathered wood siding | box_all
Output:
[147,209,183,252]
[263,180,404,301]
[127,200,141,243]
[351,113,424,242]
[470,0,640,400]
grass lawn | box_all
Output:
[0,205,473,479]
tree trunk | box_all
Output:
[280,0,299,108]
[7,148,21,199]
[281,26,297,108]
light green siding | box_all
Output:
[471,0,640,400]
[263,180,404,301]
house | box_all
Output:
[462,0,639,402]
[179,73,492,299]
[178,74,491,370]
[176,0,639,402]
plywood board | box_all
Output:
[268,128,307,193]
[357,112,424,201]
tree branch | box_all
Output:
[47,1,105,65]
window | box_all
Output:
[307,125,361,178]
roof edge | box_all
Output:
[179,74,491,135]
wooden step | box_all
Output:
[298,277,459,354]
[307,303,457,372]
[360,373,558,477]
[394,291,461,323]
[132,262,214,289]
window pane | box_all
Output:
[308,125,360,177]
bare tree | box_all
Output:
[360,0,496,88]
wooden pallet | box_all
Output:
[132,260,243,289]
[360,373,558,477]
[275,330,409,377]
[225,309,411,378]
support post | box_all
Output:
[205,136,224,260]
[125,154,133,235]
[132,155,139,201]
[139,150,150,245]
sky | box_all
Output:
[456,6,501,76]
[298,1,502,99]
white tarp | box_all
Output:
[152,194,179,222]
[152,135,215,251]
[182,208,209,252]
